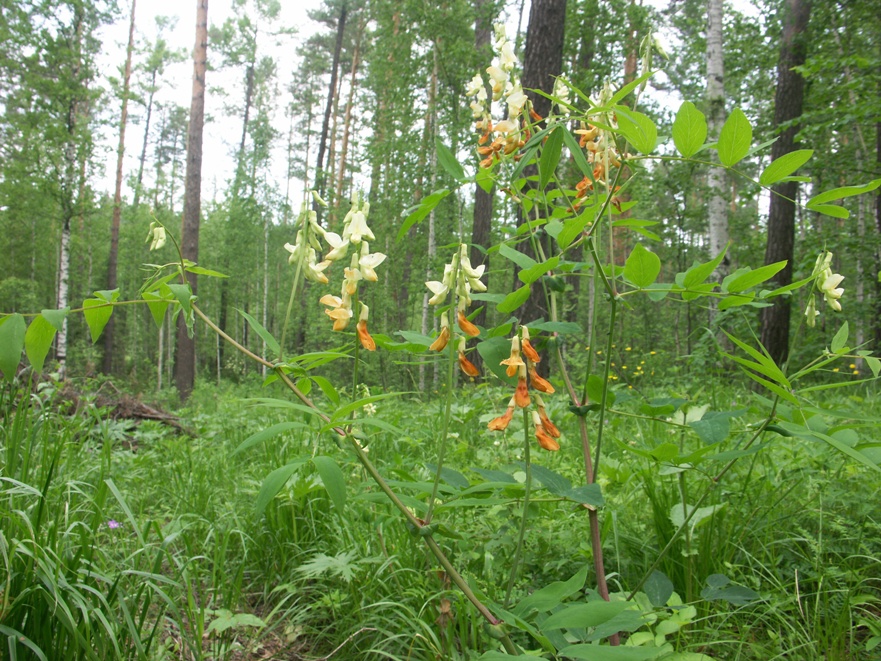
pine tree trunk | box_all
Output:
[333,19,363,212]
[174,0,208,401]
[706,0,729,282]
[315,2,347,204]
[103,0,137,375]
[759,0,811,365]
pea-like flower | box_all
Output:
[356,302,376,351]
[458,337,480,377]
[146,222,167,251]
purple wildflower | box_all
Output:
[107,519,121,529]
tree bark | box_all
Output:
[516,0,567,331]
[759,0,811,366]
[174,0,208,401]
[103,0,137,375]
[706,0,729,281]
[314,2,347,204]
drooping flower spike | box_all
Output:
[805,251,845,327]
[488,326,562,452]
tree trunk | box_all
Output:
[174,0,208,401]
[706,0,729,282]
[333,18,363,213]
[103,0,137,375]
[516,0,567,330]
[315,2,347,204]
[420,47,439,393]
[759,0,811,366]
[133,69,154,210]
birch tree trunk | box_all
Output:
[103,0,137,375]
[706,0,729,284]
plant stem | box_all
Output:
[279,255,304,362]
[505,408,533,608]
[592,297,617,481]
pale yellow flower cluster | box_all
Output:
[805,251,844,328]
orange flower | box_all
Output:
[529,366,555,394]
[356,319,375,351]
[457,310,480,337]
[430,325,450,352]
[458,338,480,377]
[538,409,560,438]
[501,336,525,377]
[520,327,541,363]
[533,412,560,451]
[488,404,515,431]
[514,370,530,408]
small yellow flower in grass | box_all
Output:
[625,347,631,351]
[833,368,840,373]
[849,363,856,369]
[853,370,860,375]
[650,351,657,355]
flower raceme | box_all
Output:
[805,251,845,327]
[425,244,486,376]
[488,327,561,452]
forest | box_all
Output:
[1,0,881,658]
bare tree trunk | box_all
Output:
[174,0,208,401]
[706,0,729,284]
[103,0,137,375]
[759,0,811,365]
[333,18,364,213]
[133,69,155,210]
[315,2,347,203]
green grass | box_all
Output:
[1,376,880,659]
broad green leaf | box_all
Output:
[83,299,113,343]
[477,336,518,385]
[717,108,752,167]
[518,256,559,285]
[776,422,881,474]
[499,243,537,270]
[529,463,572,496]
[255,459,310,513]
[645,570,675,608]
[0,314,26,382]
[565,484,604,507]
[311,375,340,406]
[831,321,849,354]
[540,601,630,630]
[672,101,707,158]
[238,308,280,359]
[608,70,654,106]
[807,178,881,207]
[624,243,661,288]
[233,421,307,456]
[759,149,813,186]
[681,247,728,289]
[866,356,881,377]
[670,503,726,530]
[615,106,657,154]
[808,204,850,219]
[718,293,755,310]
[92,288,120,304]
[539,126,564,189]
[557,204,599,250]
[497,284,531,314]
[167,283,193,315]
[476,165,494,194]
[513,565,589,616]
[556,646,663,661]
[185,265,229,278]
[142,291,170,328]
[397,189,450,241]
[725,261,787,293]
[24,315,57,373]
[312,456,347,511]
[435,137,466,182]
[40,307,69,332]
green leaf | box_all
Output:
[759,149,813,186]
[25,315,58,373]
[722,331,791,388]
[615,106,657,154]
[167,283,193,315]
[807,178,881,207]
[256,459,309,513]
[529,463,572,496]
[185,265,229,278]
[539,126,564,189]
[808,204,850,220]
[497,284,531,314]
[528,321,582,334]
[564,484,604,507]
[0,314,26,382]
[435,137,466,182]
[562,125,596,182]
[83,299,113,343]
[608,70,654,106]
[329,392,404,423]
[645,570,675,608]
[557,204,599,251]
[717,108,752,167]
[558,644,663,660]
[142,291,171,328]
[238,308,280,359]
[40,307,69,332]
[831,321,849,354]
[670,503,726,531]
[93,288,121,304]
[477,336,517,385]
[672,101,707,158]
[513,565,589,616]
[476,165,494,194]
[499,243,537,270]
[778,422,881,474]
[398,189,450,241]
[718,293,755,310]
[540,601,630,630]
[624,243,661,288]
[681,247,728,289]
[725,261,787,293]
[518,256,559,285]
[311,375,340,406]
[865,356,881,378]
[233,421,307,456]
[312,456,347,511]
